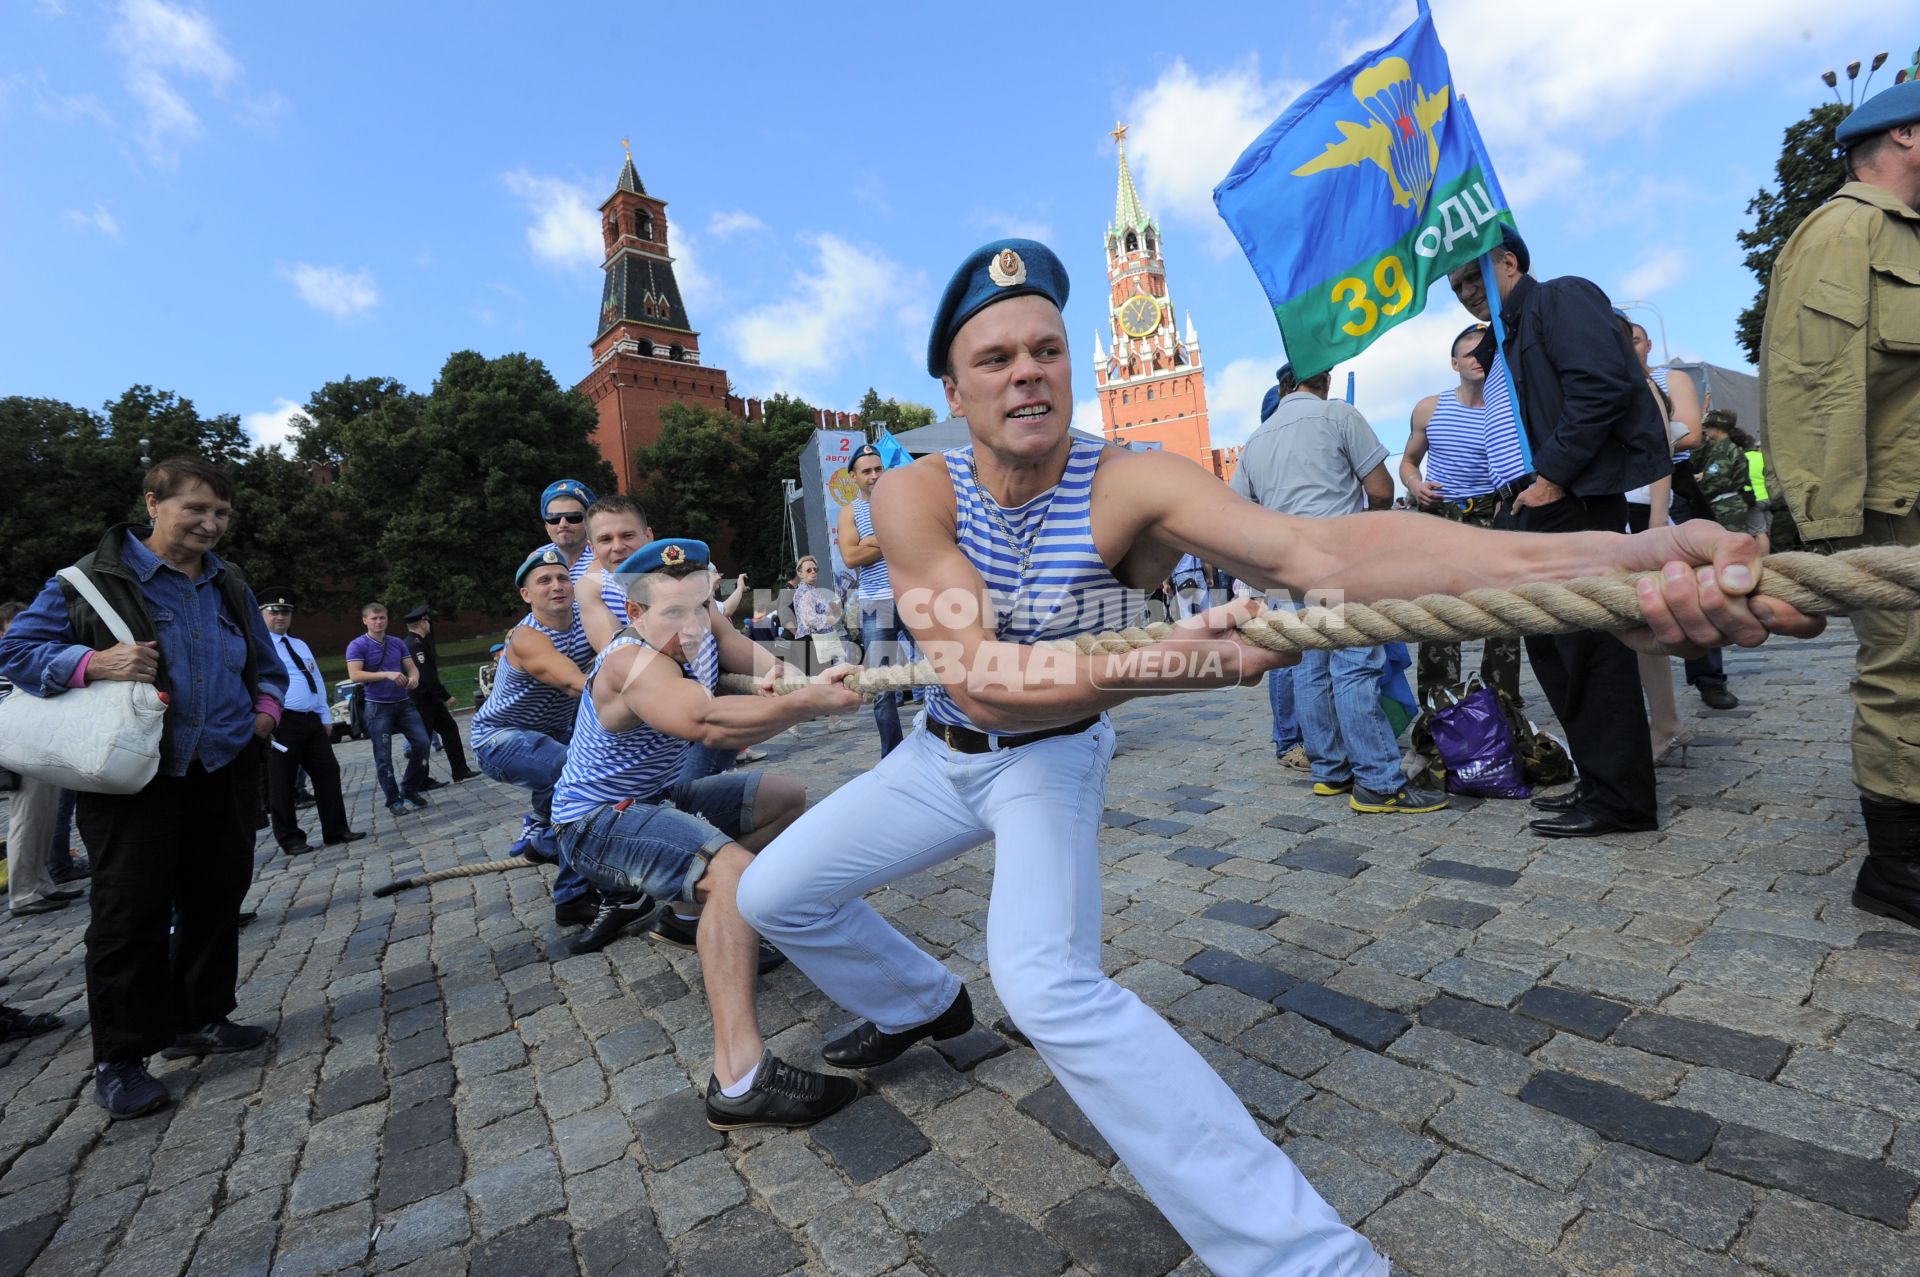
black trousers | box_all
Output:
[413,693,471,776]
[77,749,257,1063]
[1514,493,1658,825]
[269,710,350,847]
[1624,484,1727,690]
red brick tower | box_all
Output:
[574,145,734,492]
[1093,124,1216,470]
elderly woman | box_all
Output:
[0,456,287,1119]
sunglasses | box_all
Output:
[544,512,586,525]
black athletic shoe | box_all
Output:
[554,892,602,928]
[94,1060,169,1120]
[704,1050,860,1130]
[566,894,655,955]
[1696,681,1739,710]
[823,986,973,1068]
[647,912,788,973]
[160,1019,270,1059]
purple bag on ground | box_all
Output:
[1429,685,1531,799]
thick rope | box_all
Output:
[370,854,543,896]
[720,546,1920,697]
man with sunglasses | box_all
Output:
[1400,324,1527,705]
[536,478,598,582]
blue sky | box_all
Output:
[1,1,1900,469]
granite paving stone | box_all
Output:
[1611,1011,1792,1079]
[1705,1122,1920,1226]
[0,641,1903,1277]
[920,1203,1070,1277]
[1518,1070,1719,1161]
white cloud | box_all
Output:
[501,170,602,272]
[1205,357,1284,447]
[971,208,1056,245]
[671,225,718,312]
[708,210,766,238]
[1123,59,1305,249]
[110,0,240,164]
[283,263,379,319]
[1342,0,1886,209]
[1619,247,1686,299]
[243,397,306,451]
[1338,308,1473,460]
[62,205,121,239]
[728,235,910,390]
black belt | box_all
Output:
[1493,473,1535,505]
[933,715,1100,754]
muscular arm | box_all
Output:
[599,640,850,750]
[1400,398,1442,507]
[837,504,883,567]
[1666,372,1702,452]
[506,626,585,695]
[578,568,619,651]
[874,457,1269,734]
[1360,462,1394,511]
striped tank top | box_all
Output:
[1650,367,1690,462]
[552,629,720,824]
[923,437,1141,733]
[1480,353,1529,487]
[470,607,592,750]
[852,499,891,602]
[1423,389,1499,499]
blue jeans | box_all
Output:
[476,728,587,903]
[365,698,431,805]
[679,742,739,784]
[861,607,911,758]
[1268,668,1300,754]
[557,771,761,907]
[1294,645,1405,795]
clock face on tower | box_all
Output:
[1117,293,1161,339]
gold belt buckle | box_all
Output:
[942,721,957,749]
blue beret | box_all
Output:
[1497,225,1530,274]
[615,538,710,579]
[539,479,597,518]
[1838,80,1920,146]
[515,546,571,587]
[1260,385,1282,422]
[925,239,1070,377]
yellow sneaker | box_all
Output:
[1312,778,1355,796]
[1350,783,1451,814]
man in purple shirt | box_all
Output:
[346,602,431,817]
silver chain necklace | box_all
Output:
[967,453,1057,577]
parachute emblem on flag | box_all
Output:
[1290,56,1451,214]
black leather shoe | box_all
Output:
[451,771,480,782]
[646,913,788,973]
[294,790,316,807]
[1530,784,1592,813]
[1696,681,1739,710]
[281,840,312,856]
[566,895,655,955]
[1853,797,1920,930]
[416,777,448,791]
[1530,810,1659,839]
[554,892,602,928]
[322,830,368,847]
[823,986,973,1068]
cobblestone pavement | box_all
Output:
[2,623,1918,1277]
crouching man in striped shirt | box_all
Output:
[548,537,866,1130]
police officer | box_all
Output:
[1763,78,1920,928]
[258,588,365,854]
[403,604,477,785]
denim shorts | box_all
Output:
[555,771,761,906]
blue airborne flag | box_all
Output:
[1213,6,1511,378]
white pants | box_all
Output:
[5,775,63,910]
[737,719,1387,1277]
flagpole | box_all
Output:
[1459,94,1534,475]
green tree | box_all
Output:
[630,392,824,584]
[1735,102,1849,363]
[220,446,342,602]
[855,386,937,438]
[326,351,614,614]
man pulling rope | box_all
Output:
[733,239,1822,1277]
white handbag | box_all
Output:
[0,567,167,794]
